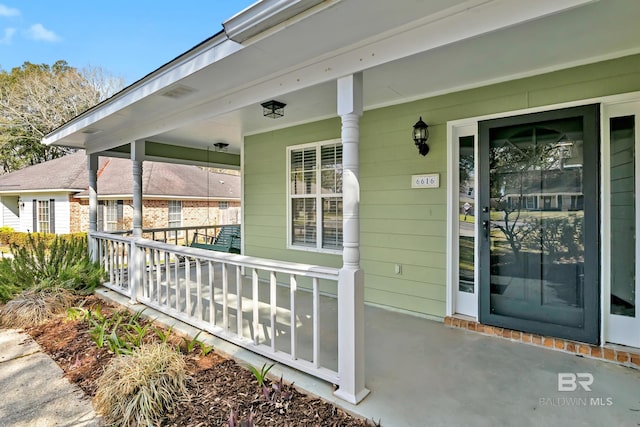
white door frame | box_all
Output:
[447,123,478,318]
[602,100,640,348]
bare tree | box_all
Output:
[0,60,124,173]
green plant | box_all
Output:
[0,226,15,245]
[0,233,104,302]
[89,313,110,348]
[66,306,88,321]
[247,362,274,388]
[106,314,135,355]
[0,259,23,303]
[247,362,276,400]
[154,325,173,344]
[197,340,214,356]
[126,319,152,347]
[0,288,76,328]
[93,343,188,426]
[181,331,204,354]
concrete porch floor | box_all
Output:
[99,287,640,427]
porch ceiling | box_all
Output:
[43,0,640,164]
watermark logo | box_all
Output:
[537,372,614,407]
[558,372,593,392]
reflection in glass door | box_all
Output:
[479,105,600,344]
[456,134,476,317]
[606,103,640,348]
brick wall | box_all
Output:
[69,197,87,233]
[69,198,240,232]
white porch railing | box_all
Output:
[91,232,340,385]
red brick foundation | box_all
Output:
[444,316,640,370]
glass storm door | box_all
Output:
[478,105,600,345]
[605,102,640,348]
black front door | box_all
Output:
[478,104,600,344]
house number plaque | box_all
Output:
[411,173,439,188]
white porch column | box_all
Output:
[334,73,369,404]
[87,153,99,262]
[132,140,145,238]
[130,140,145,304]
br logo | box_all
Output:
[558,373,594,391]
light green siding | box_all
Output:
[244,53,640,318]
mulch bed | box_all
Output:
[24,295,376,426]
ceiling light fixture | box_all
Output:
[261,100,286,118]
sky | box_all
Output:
[0,1,256,84]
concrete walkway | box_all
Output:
[0,329,101,427]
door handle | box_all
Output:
[482,220,490,240]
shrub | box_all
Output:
[0,288,76,328]
[0,233,103,302]
[0,226,14,245]
[94,343,188,426]
[0,258,22,303]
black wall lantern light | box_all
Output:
[261,100,286,118]
[412,116,430,156]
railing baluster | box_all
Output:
[174,255,180,311]
[185,257,191,315]
[313,277,320,369]
[236,265,243,338]
[164,251,171,306]
[140,248,146,298]
[155,249,161,301]
[121,243,127,290]
[208,260,215,325]
[118,242,123,288]
[143,249,150,298]
[222,263,229,333]
[109,241,115,285]
[196,259,202,321]
[252,268,259,344]
[290,274,297,360]
[270,271,277,352]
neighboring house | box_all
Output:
[41,0,640,403]
[0,150,240,234]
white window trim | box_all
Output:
[286,138,343,254]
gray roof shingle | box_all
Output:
[0,150,240,199]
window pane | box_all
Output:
[488,116,586,328]
[38,200,50,233]
[290,148,317,195]
[291,148,316,172]
[168,200,182,238]
[610,115,635,317]
[168,201,181,224]
[459,135,475,293]
[105,200,118,232]
[292,198,316,246]
[322,197,342,249]
[321,144,342,194]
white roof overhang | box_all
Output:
[42,0,640,163]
